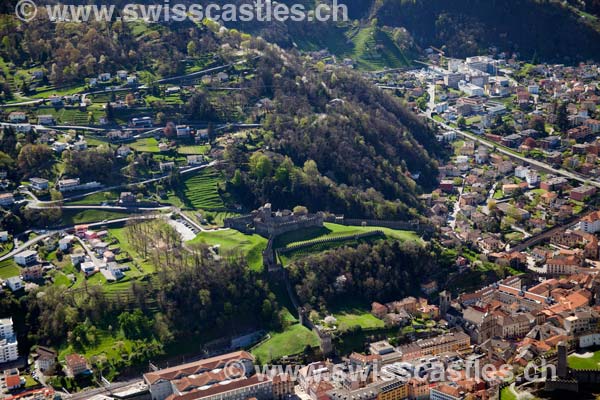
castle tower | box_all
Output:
[439,290,451,317]
[319,332,333,356]
[557,341,568,379]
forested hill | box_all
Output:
[244,0,600,65]
[0,10,444,220]
[374,0,600,62]
[2,0,599,67]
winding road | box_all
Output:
[426,116,599,188]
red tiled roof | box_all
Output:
[5,375,21,388]
[144,351,253,385]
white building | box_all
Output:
[458,81,484,97]
[0,193,14,206]
[30,177,49,191]
[0,318,18,363]
[176,125,191,138]
[5,277,23,292]
[52,142,68,152]
[37,115,55,125]
[58,178,101,192]
[59,235,74,251]
[578,211,600,234]
[525,170,540,188]
[514,166,529,179]
[14,250,38,266]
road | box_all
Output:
[31,161,219,205]
[0,233,54,262]
[65,379,145,400]
[426,116,600,188]
[27,204,171,212]
[0,214,163,262]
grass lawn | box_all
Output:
[568,349,600,370]
[188,229,267,272]
[177,145,210,155]
[334,312,384,331]
[130,138,160,153]
[61,209,133,225]
[274,223,421,249]
[0,259,20,279]
[0,241,14,258]
[251,323,319,363]
[499,386,517,400]
[66,191,120,205]
[23,375,39,388]
[109,227,156,274]
[58,330,144,375]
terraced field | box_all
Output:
[178,168,226,211]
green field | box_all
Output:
[108,227,156,274]
[251,323,319,363]
[344,25,412,70]
[0,241,14,258]
[334,312,384,331]
[499,386,517,400]
[274,222,421,249]
[188,229,267,272]
[60,209,133,225]
[568,350,600,370]
[130,138,160,153]
[0,259,20,279]
[177,145,210,155]
[66,191,120,205]
[176,168,226,211]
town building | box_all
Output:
[30,177,49,191]
[0,318,19,363]
[0,192,14,206]
[143,351,256,400]
[65,353,89,377]
[14,249,38,266]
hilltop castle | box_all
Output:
[224,203,324,238]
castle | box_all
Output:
[224,203,324,238]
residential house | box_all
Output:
[14,250,38,266]
[65,353,89,377]
[119,192,136,204]
[117,145,132,157]
[71,140,87,151]
[187,155,205,166]
[52,142,68,152]
[159,162,175,172]
[5,276,23,292]
[176,125,191,138]
[4,370,22,391]
[37,115,55,125]
[30,177,49,191]
[570,186,596,202]
[578,211,600,233]
[59,235,74,251]
[8,111,27,123]
[0,193,14,206]
[22,265,43,281]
